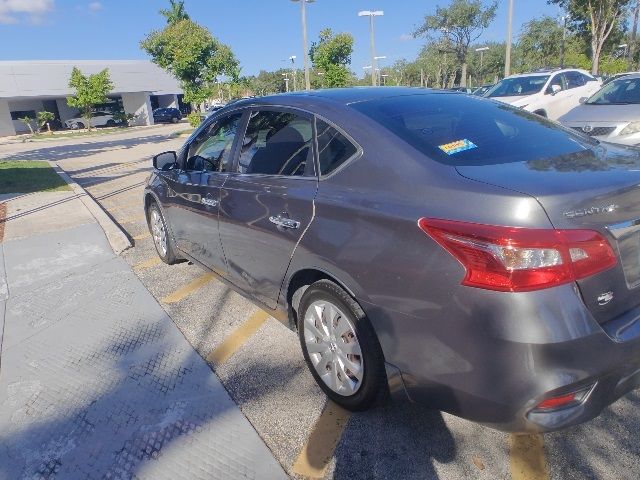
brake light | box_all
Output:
[418,218,616,292]
[533,384,595,411]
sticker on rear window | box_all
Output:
[438,139,477,155]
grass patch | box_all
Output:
[0,161,70,194]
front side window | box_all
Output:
[186,113,242,172]
[486,75,549,98]
[237,110,312,176]
[316,119,358,175]
[565,71,585,89]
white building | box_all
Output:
[0,60,183,136]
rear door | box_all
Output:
[218,107,317,308]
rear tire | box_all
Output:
[147,202,179,265]
[106,119,116,127]
[298,279,387,411]
[75,122,85,129]
[171,116,179,123]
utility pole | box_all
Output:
[291,0,314,90]
[475,47,489,86]
[504,0,514,77]
[289,55,297,91]
[359,10,384,86]
[629,0,640,70]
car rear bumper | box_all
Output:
[362,284,640,433]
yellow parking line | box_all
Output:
[205,310,269,367]
[161,272,216,304]
[291,401,351,479]
[134,257,161,270]
[132,232,150,241]
[509,434,550,480]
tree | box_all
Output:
[67,68,113,131]
[414,0,497,86]
[37,111,55,133]
[309,28,354,88]
[518,16,564,69]
[141,18,238,106]
[549,0,632,74]
[160,0,189,25]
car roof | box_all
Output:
[504,68,588,79]
[223,87,459,110]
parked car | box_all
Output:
[473,84,493,96]
[485,68,601,120]
[153,107,182,124]
[448,86,473,94]
[559,73,640,146]
[602,72,635,86]
[145,88,640,432]
[64,111,116,129]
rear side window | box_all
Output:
[238,110,312,176]
[565,71,586,89]
[316,119,358,175]
[350,94,590,166]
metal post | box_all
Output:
[505,0,514,77]
[370,15,377,86]
[300,0,311,90]
[560,15,567,68]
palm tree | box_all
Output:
[160,0,190,25]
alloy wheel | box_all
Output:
[150,208,167,256]
[303,300,364,396]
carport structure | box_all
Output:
[0,60,182,136]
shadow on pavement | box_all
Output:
[0,316,286,479]
[0,135,171,162]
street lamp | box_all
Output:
[358,10,384,86]
[381,73,388,86]
[291,0,314,90]
[374,55,386,86]
[475,47,489,86]
[289,55,297,91]
[282,73,290,92]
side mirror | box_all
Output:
[579,97,588,104]
[153,151,177,171]
[551,84,562,95]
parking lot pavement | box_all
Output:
[2,127,639,479]
[0,189,286,479]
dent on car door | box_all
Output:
[218,108,318,308]
[163,113,243,270]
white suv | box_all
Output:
[485,68,602,120]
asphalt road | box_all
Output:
[2,124,638,480]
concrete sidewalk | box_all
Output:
[0,192,287,479]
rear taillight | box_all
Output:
[532,384,595,412]
[418,218,616,292]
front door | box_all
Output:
[218,108,317,308]
[163,112,243,272]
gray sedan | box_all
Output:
[559,73,640,145]
[144,88,640,432]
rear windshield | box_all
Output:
[486,75,549,97]
[350,94,590,166]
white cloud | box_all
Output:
[0,0,54,24]
[399,33,414,42]
[88,1,102,12]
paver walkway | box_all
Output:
[0,191,287,479]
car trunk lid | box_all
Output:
[456,144,640,325]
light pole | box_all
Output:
[358,10,384,86]
[475,47,489,86]
[282,73,290,92]
[374,55,386,86]
[381,73,388,86]
[560,15,568,68]
[289,55,297,91]
[317,71,325,88]
[505,0,514,77]
[291,0,314,90]
[363,65,372,84]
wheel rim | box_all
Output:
[150,208,167,256]
[303,300,364,396]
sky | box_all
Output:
[0,0,562,77]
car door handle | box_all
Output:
[201,197,218,207]
[269,215,300,230]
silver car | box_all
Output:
[559,73,640,146]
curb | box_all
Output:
[49,162,133,255]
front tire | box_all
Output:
[147,202,179,264]
[298,279,387,411]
